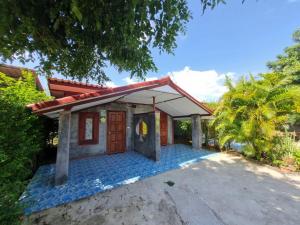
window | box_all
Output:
[78,112,99,145]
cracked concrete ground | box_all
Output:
[24,153,300,225]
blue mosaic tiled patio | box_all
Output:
[21,144,217,215]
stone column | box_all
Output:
[55,110,71,185]
[191,114,202,149]
[126,105,133,151]
[167,115,173,145]
[154,111,161,161]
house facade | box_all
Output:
[29,76,213,185]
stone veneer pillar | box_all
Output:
[191,114,202,149]
[55,110,71,185]
[126,105,133,151]
[167,115,173,144]
[154,111,161,161]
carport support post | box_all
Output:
[55,110,71,185]
[154,111,161,160]
[191,114,202,149]
[126,105,133,151]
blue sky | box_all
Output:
[7,0,300,101]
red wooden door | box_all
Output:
[107,111,126,154]
[160,112,168,146]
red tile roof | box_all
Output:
[28,76,213,115]
[47,78,107,98]
[48,77,106,89]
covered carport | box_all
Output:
[28,76,213,185]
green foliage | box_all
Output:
[201,102,218,148]
[293,150,300,171]
[174,116,218,148]
[267,28,300,84]
[269,130,298,165]
[0,0,248,82]
[174,120,192,143]
[200,0,247,13]
[0,71,50,225]
[205,101,218,111]
[0,0,191,83]
[212,29,300,162]
[200,0,226,12]
[211,72,300,159]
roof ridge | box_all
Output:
[0,64,36,72]
[48,77,106,89]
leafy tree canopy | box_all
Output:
[0,0,242,83]
[267,29,300,84]
[0,0,191,83]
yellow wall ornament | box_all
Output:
[136,119,148,141]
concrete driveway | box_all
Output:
[24,153,300,225]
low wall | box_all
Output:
[133,112,160,161]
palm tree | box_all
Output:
[211,72,300,159]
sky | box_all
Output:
[6,0,300,102]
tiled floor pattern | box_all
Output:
[21,144,217,215]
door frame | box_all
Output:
[160,111,168,146]
[106,110,127,154]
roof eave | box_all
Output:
[28,77,172,114]
[28,76,213,116]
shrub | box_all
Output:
[174,120,192,144]
[0,71,50,225]
[293,150,300,171]
[269,130,298,166]
[272,131,297,156]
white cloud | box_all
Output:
[122,77,136,85]
[169,66,235,102]
[145,77,158,81]
[121,67,237,101]
[105,81,118,87]
[122,76,158,85]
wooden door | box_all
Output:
[160,112,168,146]
[107,111,126,154]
